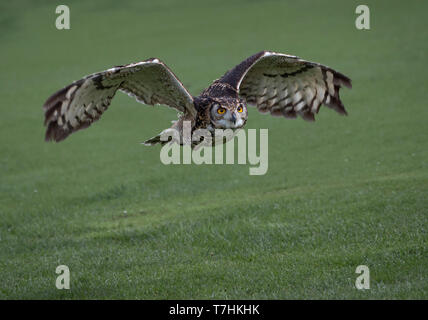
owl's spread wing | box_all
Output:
[219,51,351,120]
[43,58,195,142]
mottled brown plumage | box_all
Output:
[43,51,351,145]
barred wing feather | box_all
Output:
[43,59,195,142]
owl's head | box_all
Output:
[209,98,248,129]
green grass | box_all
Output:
[0,0,427,299]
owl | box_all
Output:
[43,51,351,146]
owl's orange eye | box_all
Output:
[237,105,243,113]
[217,107,226,115]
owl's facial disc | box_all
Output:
[210,102,247,129]
[211,102,245,129]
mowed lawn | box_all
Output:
[0,0,427,299]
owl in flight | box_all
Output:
[43,51,351,145]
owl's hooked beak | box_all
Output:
[231,113,237,124]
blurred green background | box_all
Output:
[0,0,427,299]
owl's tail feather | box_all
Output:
[142,134,165,146]
[142,128,176,146]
